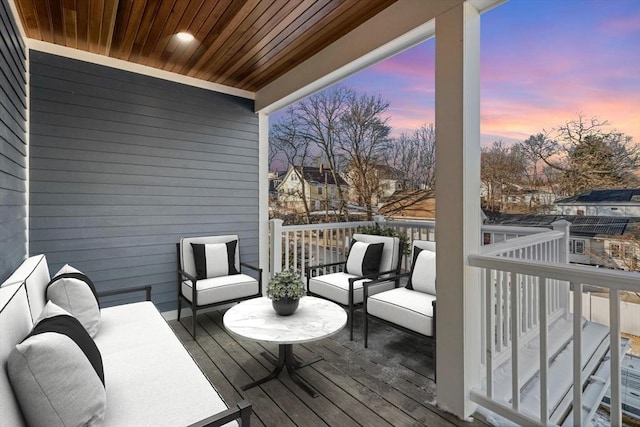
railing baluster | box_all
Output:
[609,288,622,426]
[539,276,549,425]
[572,281,582,427]
[284,231,290,270]
[511,270,520,411]
[486,267,494,398]
[496,270,503,353]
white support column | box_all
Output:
[434,2,482,419]
[258,112,270,291]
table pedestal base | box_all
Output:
[241,344,323,397]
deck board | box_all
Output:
[169,309,490,427]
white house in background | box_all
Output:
[276,165,348,212]
[342,163,404,207]
[555,188,640,217]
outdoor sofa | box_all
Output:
[0,254,251,426]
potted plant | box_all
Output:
[266,269,306,315]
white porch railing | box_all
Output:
[268,217,638,426]
[469,240,639,426]
[269,217,548,275]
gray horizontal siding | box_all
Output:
[29,51,259,311]
[0,1,27,282]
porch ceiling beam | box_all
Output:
[254,0,504,114]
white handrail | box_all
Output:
[470,252,639,426]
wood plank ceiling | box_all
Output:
[14,0,398,92]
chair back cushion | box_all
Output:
[352,233,400,274]
[1,254,50,323]
[180,235,240,278]
[406,240,436,294]
[0,283,33,426]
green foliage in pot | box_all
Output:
[266,270,306,301]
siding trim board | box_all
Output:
[0,0,28,281]
[29,51,260,311]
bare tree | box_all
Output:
[522,114,640,196]
[270,107,314,222]
[295,86,352,220]
[384,123,436,190]
[481,141,528,211]
[338,91,391,219]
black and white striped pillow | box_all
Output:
[7,302,106,427]
[345,240,384,277]
[47,264,101,337]
[191,240,239,279]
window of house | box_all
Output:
[610,243,621,258]
[569,239,585,254]
[623,245,634,259]
[483,233,492,245]
[318,187,323,196]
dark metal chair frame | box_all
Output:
[363,272,437,380]
[176,242,262,339]
[305,241,404,341]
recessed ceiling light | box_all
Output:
[176,32,194,42]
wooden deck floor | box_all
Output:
[169,310,490,427]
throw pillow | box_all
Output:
[345,240,384,276]
[407,248,436,294]
[8,302,106,427]
[191,240,239,280]
[47,264,101,337]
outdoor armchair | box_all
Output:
[364,240,436,375]
[177,235,262,339]
[305,233,403,341]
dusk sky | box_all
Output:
[272,0,640,149]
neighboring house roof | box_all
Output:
[484,213,640,238]
[555,188,640,204]
[291,166,348,186]
[378,190,436,219]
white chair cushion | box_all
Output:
[96,302,235,426]
[181,274,259,306]
[308,272,395,306]
[367,287,435,336]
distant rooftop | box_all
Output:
[555,189,640,204]
[484,213,640,237]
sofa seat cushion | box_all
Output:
[367,288,435,336]
[308,272,395,306]
[181,274,258,306]
[96,301,235,427]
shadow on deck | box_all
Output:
[169,310,490,427]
